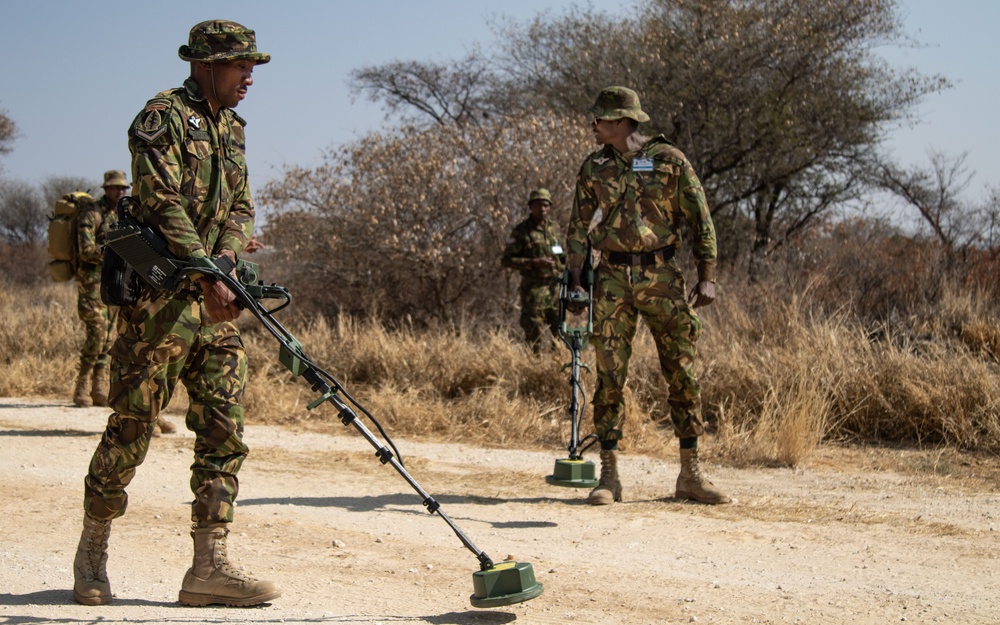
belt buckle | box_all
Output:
[629,253,642,265]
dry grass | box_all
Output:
[5,279,1000,469]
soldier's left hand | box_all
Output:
[688,281,716,308]
[244,235,266,254]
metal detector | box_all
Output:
[545,252,599,488]
[104,211,543,608]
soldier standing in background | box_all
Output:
[73,20,279,607]
[502,188,566,352]
[72,171,128,408]
[566,87,731,506]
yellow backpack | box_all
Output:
[46,191,93,282]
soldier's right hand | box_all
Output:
[199,279,241,324]
[531,257,555,268]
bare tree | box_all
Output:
[259,115,592,322]
[875,150,976,255]
[0,180,46,246]
[349,51,498,128]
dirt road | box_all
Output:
[1,396,998,624]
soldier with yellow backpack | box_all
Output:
[54,170,176,434]
[67,171,128,407]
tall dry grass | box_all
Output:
[4,278,1000,468]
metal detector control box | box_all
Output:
[104,218,188,292]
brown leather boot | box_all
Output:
[587,449,623,505]
[72,514,113,605]
[676,447,731,504]
[73,362,92,407]
[178,523,281,607]
[90,364,109,407]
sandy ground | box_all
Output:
[1,396,999,625]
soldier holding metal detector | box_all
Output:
[73,20,279,607]
[566,86,731,506]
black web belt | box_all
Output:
[605,246,675,267]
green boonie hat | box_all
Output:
[589,86,649,123]
[527,188,551,205]
[102,170,129,188]
[178,20,270,65]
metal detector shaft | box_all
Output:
[196,267,497,572]
[299,370,495,570]
[558,262,597,461]
[565,333,585,459]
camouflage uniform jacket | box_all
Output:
[127,76,254,265]
[76,194,115,275]
[501,216,566,283]
[567,135,717,283]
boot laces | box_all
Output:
[84,522,110,579]
[213,535,258,582]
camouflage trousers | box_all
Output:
[83,289,249,524]
[589,260,705,447]
[76,269,116,369]
[519,278,560,352]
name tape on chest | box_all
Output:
[631,157,654,172]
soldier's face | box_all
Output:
[592,117,625,145]
[104,185,127,207]
[529,200,550,223]
[211,60,256,109]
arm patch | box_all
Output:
[133,98,174,143]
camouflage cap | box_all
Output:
[588,86,650,123]
[102,170,129,188]
[178,20,270,65]
[527,188,552,205]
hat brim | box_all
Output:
[589,106,650,123]
[178,47,271,65]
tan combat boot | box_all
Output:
[90,364,109,407]
[72,514,113,605]
[587,449,623,505]
[178,523,281,607]
[156,417,177,435]
[676,447,731,504]
[73,362,92,407]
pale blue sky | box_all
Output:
[0,0,996,209]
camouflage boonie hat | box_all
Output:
[178,20,270,65]
[589,86,650,123]
[102,170,129,188]
[527,188,552,205]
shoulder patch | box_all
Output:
[133,98,173,143]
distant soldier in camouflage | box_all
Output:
[502,188,566,352]
[567,86,731,506]
[73,20,279,608]
[72,171,128,408]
